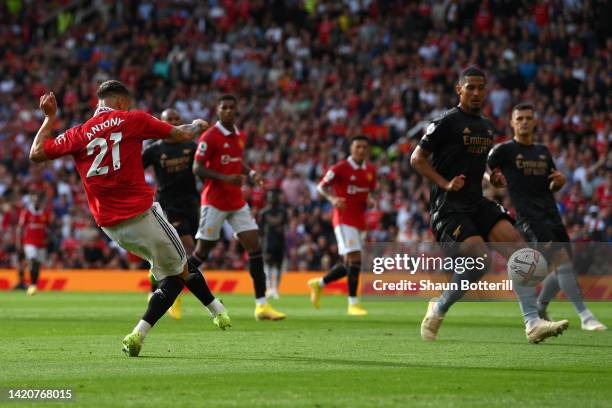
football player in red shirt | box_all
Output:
[189,94,286,321]
[30,80,230,357]
[308,136,377,316]
[16,193,52,296]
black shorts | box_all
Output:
[432,199,514,243]
[517,219,571,259]
[518,220,570,243]
[165,205,199,238]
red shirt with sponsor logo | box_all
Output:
[194,122,247,211]
[19,206,52,247]
[43,108,173,226]
[321,157,376,230]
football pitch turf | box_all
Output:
[1,292,610,407]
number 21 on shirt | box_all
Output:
[86,132,122,177]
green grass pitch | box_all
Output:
[1,292,611,407]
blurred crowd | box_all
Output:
[0,0,610,270]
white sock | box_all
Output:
[206,298,225,316]
[318,278,325,287]
[433,303,445,317]
[348,296,359,305]
[578,309,594,323]
[255,297,267,305]
[133,320,151,339]
[525,317,540,330]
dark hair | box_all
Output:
[218,94,238,104]
[350,135,371,145]
[459,66,487,84]
[512,102,535,113]
[96,80,131,99]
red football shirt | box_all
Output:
[19,206,52,247]
[321,157,377,230]
[194,121,247,211]
[43,107,173,226]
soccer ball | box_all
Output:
[507,248,548,286]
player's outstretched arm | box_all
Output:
[410,145,465,192]
[166,119,209,143]
[30,92,58,163]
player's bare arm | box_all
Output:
[242,163,264,187]
[193,160,245,185]
[316,181,345,209]
[410,145,465,192]
[486,167,507,188]
[166,119,209,143]
[548,169,566,192]
[30,92,58,163]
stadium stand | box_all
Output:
[0,0,610,270]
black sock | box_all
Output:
[17,264,25,284]
[143,276,184,326]
[30,261,40,285]
[323,263,348,285]
[185,270,215,306]
[347,262,361,297]
[188,253,206,270]
[249,251,266,299]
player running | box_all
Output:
[411,67,569,343]
[188,94,286,321]
[487,103,606,331]
[30,80,230,357]
[308,136,376,316]
[142,108,200,320]
[16,193,52,296]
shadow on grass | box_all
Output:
[134,354,612,375]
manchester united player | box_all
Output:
[488,103,606,331]
[308,136,376,316]
[411,67,569,343]
[16,193,52,296]
[188,94,286,321]
[30,80,230,357]
[142,108,200,320]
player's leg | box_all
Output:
[187,205,222,271]
[263,252,275,298]
[421,214,487,341]
[107,205,228,356]
[158,205,227,325]
[102,212,187,356]
[271,250,285,299]
[24,245,43,296]
[308,225,352,308]
[487,217,569,343]
[435,236,491,314]
[264,251,282,299]
[237,229,286,320]
[166,211,197,321]
[345,250,367,316]
[232,205,286,320]
[549,246,606,331]
[13,250,27,290]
